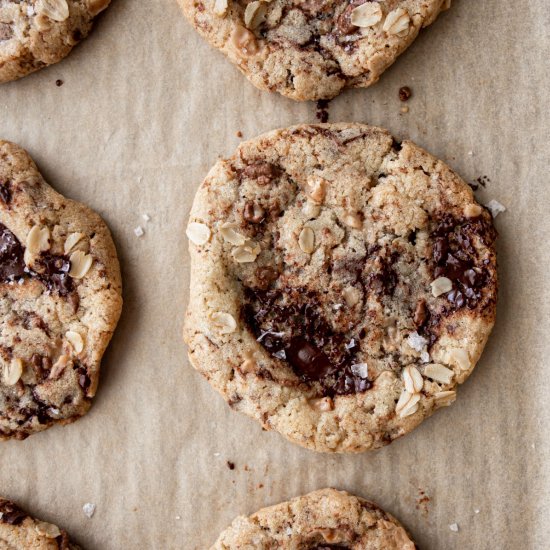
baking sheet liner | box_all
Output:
[0,0,548,548]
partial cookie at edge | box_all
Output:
[0,497,81,550]
[211,488,416,549]
[178,0,451,100]
[0,140,122,439]
[0,0,111,83]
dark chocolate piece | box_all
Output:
[0,223,26,281]
[430,214,496,310]
[0,500,28,525]
[242,287,371,397]
[0,223,74,296]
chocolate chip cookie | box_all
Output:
[0,0,110,83]
[184,123,497,453]
[0,497,80,549]
[211,488,416,549]
[0,140,122,440]
[178,0,451,100]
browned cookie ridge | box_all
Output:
[211,488,416,549]
[0,140,122,440]
[0,0,111,83]
[184,123,497,453]
[178,0,451,100]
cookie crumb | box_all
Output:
[134,226,144,237]
[399,86,412,101]
[400,106,409,114]
[82,503,96,518]
[55,79,64,87]
[415,488,431,516]
[226,460,235,470]
[316,100,330,123]
[449,523,459,532]
[236,130,243,138]
[485,199,506,218]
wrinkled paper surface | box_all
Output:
[0,0,548,548]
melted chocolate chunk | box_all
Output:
[336,0,368,35]
[391,138,402,152]
[242,162,281,185]
[75,365,91,392]
[0,22,13,42]
[430,214,496,309]
[0,223,74,295]
[0,223,26,280]
[242,288,372,397]
[35,253,73,296]
[0,181,12,204]
[286,337,333,380]
[413,299,427,327]
[0,500,27,525]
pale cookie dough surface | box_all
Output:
[211,488,416,549]
[0,0,110,83]
[184,123,497,453]
[0,140,122,440]
[178,0,451,100]
[0,498,80,550]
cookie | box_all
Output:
[184,123,497,453]
[0,140,122,440]
[211,488,416,549]
[178,0,451,101]
[0,0,110,83]
[0,497,80,549]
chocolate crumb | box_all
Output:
[316,100,330,123]
[236,130,243,138]
[399,86,412,101]
[55,79,63,87]
[226,461,235,470]
[476,175,490,187]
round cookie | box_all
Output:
[184,123,497,453]
[178,0,451,101]
[211,488,416,549]
[0,140,122,440]
[0,0,110,83]
[0,497,80,549]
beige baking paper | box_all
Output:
[0,0,548,548]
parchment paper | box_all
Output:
[0,0,548,548]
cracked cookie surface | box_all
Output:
[184,123,497,453]
[0,0,110,83]
[0,140,122,440]
[211,488,416,549]
[178,0,451,100]
[0,497,80,549]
